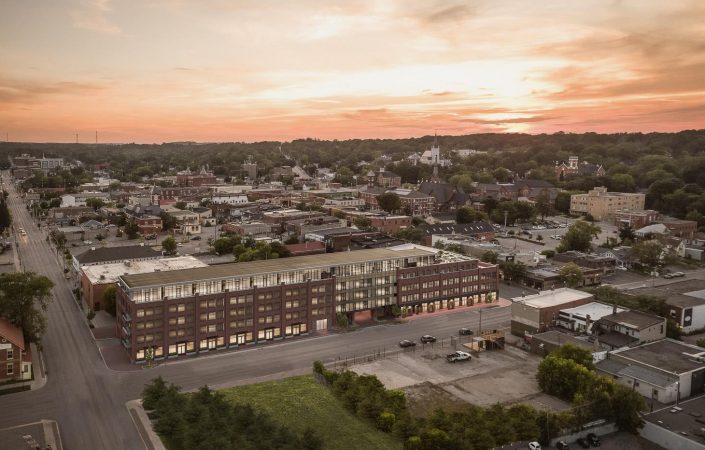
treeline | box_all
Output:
[212,235,292,261]
[142,377,323,450]
[4,130,705,225]
[536,345,646,433]
[313,361,572,449]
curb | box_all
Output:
[126,399,165,450]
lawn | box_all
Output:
[221,375,402,450]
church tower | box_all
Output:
[431,133,440,164]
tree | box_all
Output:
[630,240,663,271]
[535,192,553,219]
[551,343,594,370]
[448,174,474,192]
[85,197,105,211]
[456,206,488,224]
[619,226,636,243]
[554,191,574,214]
[559,263,584,288]
[353,217,373,230]
[481,251,498,264]
[124,221,140,239]
[0,199,11,232]
[161,236,177,256]
[103,284,117,316]
[160,211,177,231]
[174,201,187,210]
[500,261,526,281]
[0,272,54,343]
[611,383,646,432]
[376,192,401,213]
[557,220,601,253]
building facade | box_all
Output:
[570,187,645,221]
[116,246,498,363]
[0,318,32,382]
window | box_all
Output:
[6,349,12,360]
[6,362,13,375]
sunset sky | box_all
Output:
[2,0,705,143]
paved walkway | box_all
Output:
[0,419,63,450]
[403,298,511,322]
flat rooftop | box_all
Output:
[83,256,207,284]
[643,395,705,447]
[613,339,705,374]
[560,301,625,319]
[121,246,438,288]
[512,288,592,309]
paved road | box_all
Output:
[0,171,510,450]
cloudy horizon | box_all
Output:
[2,0,705,143]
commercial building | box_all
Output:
[556,302,626,333]
[511,288,594,336]
[366,168,401,188]
[176,167,217,187]
[81,256,207,311]
[597,339,705,404]
[0,318,32,382]
[116,245,499,363]
[631,280,705,333]
[358,187,436,215]
[613,209,660,230]
[641,395,705,449]
[521,266,602,290]
[420,222,495,247]
[570,187,645,221]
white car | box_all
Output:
[446,351,472,362]
[528,442,541,450]
[83,240,93,245]
[550,234,562,240]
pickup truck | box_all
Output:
[446,351,472,363]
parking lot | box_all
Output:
[351,342,572,416]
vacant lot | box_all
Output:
[352,344,571,415]
[221,375,402,450]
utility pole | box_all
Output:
[76,133,79,144]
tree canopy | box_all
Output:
[0,272,54,343]
[557,220,601,253]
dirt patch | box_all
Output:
[404,382,470,418]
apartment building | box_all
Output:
[570,187,645,220]
[0,318,32,382]
[116,245,498,363]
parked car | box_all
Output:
[528,442,542,450]
[556,441,569,450]
[191,235,202,241]
[586,433,600,446]
[398,340,416,348]
[446,351,471,362]
[550,234,562,240]
[616,266,627,271]
[420,335,437,344]
[144,234,156,240]
[83,240,93,245]
[672,271,685,278]
[458,328,474,336]
[663,273,674,279]
[576,438,590,448]
[177,243,183,247]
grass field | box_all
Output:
[221,375,402,450]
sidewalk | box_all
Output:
[126,399,165,450]
[0,419,63,450]
[402,297,511,322]
[30,343,47,391]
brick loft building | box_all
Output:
[116,245,499,363]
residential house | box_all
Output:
[0,318,32,381]
[593,309,666,350]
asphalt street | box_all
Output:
[0,171,510,450]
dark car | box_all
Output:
[586,433,600,447]
[420,335,437,344]
[458,328,474,336]
[576,438,590,449]
[191,235,202,240]
[556,441,569,450]
[399,340,416,348]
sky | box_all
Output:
[1,0,705,143]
